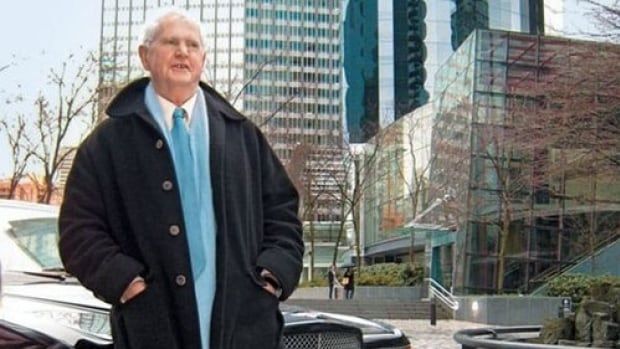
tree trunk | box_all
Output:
[497,201,512,293]
[332,202,351,266]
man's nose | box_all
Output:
[176,42,189,55]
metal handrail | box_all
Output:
[426,278,459,310]
[531,232,619,284]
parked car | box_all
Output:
[0,199,410,348]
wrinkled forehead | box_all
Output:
[154,15,203,41]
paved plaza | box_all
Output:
[378,319,487,349]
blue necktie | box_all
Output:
[171,107,206,277]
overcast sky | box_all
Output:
[0,1,101,177]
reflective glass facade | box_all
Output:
[342,0,378,143]
[363,104,434,246]
[450,0,544,50]
[393,0,428,119]
[431,30,620,294]
[343,0,543,142]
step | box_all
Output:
[283,299,452,320]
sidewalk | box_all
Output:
[377,319,487,349]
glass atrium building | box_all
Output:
[430,29,620,294]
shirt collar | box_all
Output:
[156,91,199,130]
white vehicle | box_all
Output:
[0,199,60,273]
[0,199,410,348]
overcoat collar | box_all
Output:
[104,77,242,225]
[105,77,245,125]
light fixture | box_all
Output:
[472,300,479,313]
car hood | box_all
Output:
[282,305,404,340]
[1,282,112,344]
[3,282,109,311]
[2,282,404,344]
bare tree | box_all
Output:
[585,0,620,42]
[30,52,99,203]
[470,119,531,292]
[472,41,620,292]
[382,111,437,264]
[326,134,384,272]
[285,141,343,281]
[509,43,620,283]
[0,113,36,199]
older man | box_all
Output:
[58,8,303,349]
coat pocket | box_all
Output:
[117,282,179,349]
[232,276,283,349]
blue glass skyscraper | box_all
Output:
[342,0,544,143]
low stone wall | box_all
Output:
[539,287,620,348]
[291,286,425,300]
[455,295,565,326]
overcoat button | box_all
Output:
[155,139,164,149]
[169,225,180,236]
[162,180,173,191]
[175,274,187,286]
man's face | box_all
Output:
[139,16,205,101]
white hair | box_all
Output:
[140,7,204,47]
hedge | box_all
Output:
[545,274,620,304]
[298,263,425,288]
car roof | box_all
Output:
[0,200,59,217]
[0,200,59,272]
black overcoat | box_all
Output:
[58,78,304,349]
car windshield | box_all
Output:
[6,217,63,270]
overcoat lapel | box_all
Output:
[203,91,228,347]
[204,92,226,232]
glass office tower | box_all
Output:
[343,0,544,142]
[342,0,379,143]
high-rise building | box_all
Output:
[342,0,379,144]
[100,1,343,200]
[343,0,544,142]
[100,0,345,280]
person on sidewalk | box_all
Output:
[343,267,355,300]
[58,7,303,349]
[327,264,338,299]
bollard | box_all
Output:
[430,296,437,326]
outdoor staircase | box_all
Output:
[283,299,452,320]
[530,232,620,294]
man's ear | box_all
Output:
[138,45,150,71]
[201,51,207,68]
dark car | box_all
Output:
[0,199,410,349]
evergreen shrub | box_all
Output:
[546,274,620,304]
